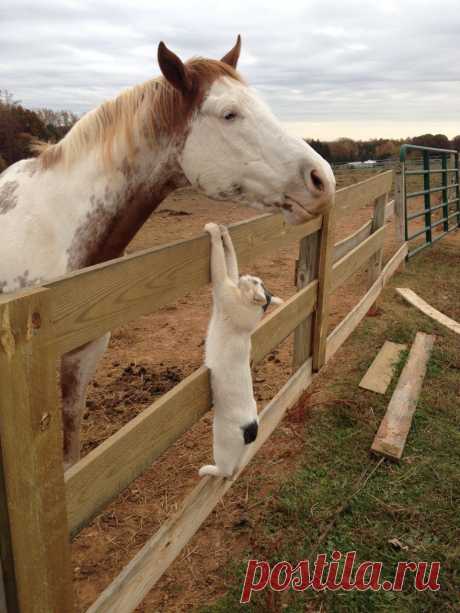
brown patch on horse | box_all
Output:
[35,59,242,171]
[66,177,177,268]
[0,180,19,215]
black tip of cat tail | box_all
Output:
[242,421,258,445]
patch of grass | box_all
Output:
[201,241,459,613]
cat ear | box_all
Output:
[271,296,284,305]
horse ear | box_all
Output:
[221,35,241,69]
[158,41,192,95]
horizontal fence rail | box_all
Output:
[0,169,398,613]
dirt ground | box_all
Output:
[71,169,455,612]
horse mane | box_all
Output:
[33,58,242,170]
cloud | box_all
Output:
[1,0,459,137]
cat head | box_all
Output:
[238,275,283,311]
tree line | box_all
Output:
[0,89,78,171]
[307,133,460,165]
[1,88,459,171]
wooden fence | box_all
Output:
[0,170,406,612]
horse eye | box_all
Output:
[224,111,237,121]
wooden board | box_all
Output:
[359,341,407,394]
[335,170,393,217]
[312,210,336,371]
[66,280,318,534]
[293,231,319,368]
[326,243,408,362]
[332,199,394,264]
[86,359,313,613]
[371,332,434,460]
[396,288,460,335]
[0,290,74,612]
[43,214,322,355]
[333,220,372,263]
[330,225,386,292]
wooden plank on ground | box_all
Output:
[44,214,322,355]
[326,243,408,362]
[371,332,434,460]
[335,170,393,218]
[330,225,386,292]
[85,359,313,613]
[66,280,318,534]
[396,288,460,335]
[359,341,407,394]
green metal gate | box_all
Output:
[400,144,460,258]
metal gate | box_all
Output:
[400,144,460,258]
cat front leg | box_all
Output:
[204,223,228,286]
[219,225,239,283]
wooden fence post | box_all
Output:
[312,210,336,372]
[292,230,319,370]
[0,289,74,612]
[366,193,388,314]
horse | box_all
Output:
[0,36,335,468]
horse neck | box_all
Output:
[65,139,188,270]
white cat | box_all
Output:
[199,223,282,479]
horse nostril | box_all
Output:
[310,169,325,193]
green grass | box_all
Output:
[200,241,460,612]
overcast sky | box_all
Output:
[1,0,459,139]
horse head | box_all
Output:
[158,36,335,224]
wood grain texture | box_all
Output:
[0,438,19,613]
[396,288,460,335]
[371,332,434,460]
[359,341,407,394]
[326,243,408,362]
[293,231,320,369]
[335,170,393,218]
[0,290,73,612]
[331,225,386,292]
[66,281,318,534]
[312,210,336,371]
[44,214,322,355]
[367,195,387,287]
[86,360,313,613]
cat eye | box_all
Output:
[223,111,237,121]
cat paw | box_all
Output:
[198,464,222,477]
[204,223,220,237]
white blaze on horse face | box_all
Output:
[179,77,335,224]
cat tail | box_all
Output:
[198,464,222,477]
[242,420,258,444]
